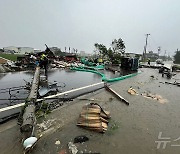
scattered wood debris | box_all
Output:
[141,92,168,104]
[127,87,138,95]
[127,87,168,104]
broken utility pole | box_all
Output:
[20,67,40,138]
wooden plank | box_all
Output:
[105,85,129,105]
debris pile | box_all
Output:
[68,142,78,154]
[37,119,56,132]
[0,64,12,73]
[141,92,168,104]
[77,103,110,133]
[127,87,168,104]
[128,87,138,95]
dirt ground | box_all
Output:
[0,68,180,154]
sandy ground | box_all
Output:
[0,68,180,154]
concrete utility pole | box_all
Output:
[164,50,167,61]
[158,46,161,58]
[21,67,40,139]
[143,34,150,61]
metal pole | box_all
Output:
[143,34,150,62]
[158,46,161,58]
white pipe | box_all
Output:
[0,82,104,113]
[38,81,104,101]
[0,103,25,112]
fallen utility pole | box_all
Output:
[0,82,104,122]
[105,84,129,106]
[20,67,40,138]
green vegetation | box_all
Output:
[94,38,126,64]
[0,53,21,61]
[36,101,51,118]
[174,50,180,64]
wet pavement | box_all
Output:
[0,68,180,154]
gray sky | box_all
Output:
[0,0,180,56]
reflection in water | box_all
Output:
[0,69,102,108]
[0,71,33,108]
[47,69,102,91]
[0,68,133,108]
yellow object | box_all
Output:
[128,87,138,95]
[98,58,103,63]
[41,54,46,60]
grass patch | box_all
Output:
[0,53,21,61]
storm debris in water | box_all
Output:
[127,87,138,95]
[141,92,168,104]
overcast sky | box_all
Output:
[0,0,179,55]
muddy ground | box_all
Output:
[0,68,180,154]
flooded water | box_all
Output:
[29,67,180,154]
[1,66,180,154]
[0,61,173,109]
[0,71,33,108]
[0,68,127,108]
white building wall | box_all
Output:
[34,49,41,54]
[3,46,19,53]
[18,47,34,54]
[80,51,86,57]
